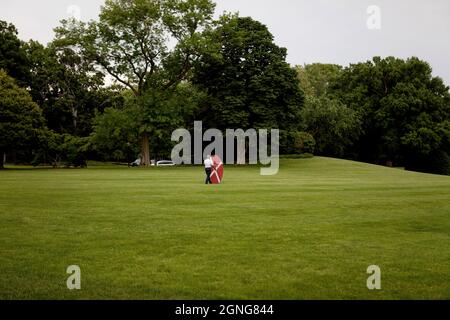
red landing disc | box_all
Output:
[210,155,224,184]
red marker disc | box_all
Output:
[210,155,224,184]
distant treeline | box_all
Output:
[0,0,449,175]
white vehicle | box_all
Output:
[131,159,141,167]
[156,160,175,167]
[130,159,174,167]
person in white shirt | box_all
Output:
[204,155,214,184]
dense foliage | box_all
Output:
[331,57,450,174]
[54,0,216,165]
[0,0,449,175]
[0,21,30,86]
[0,70,46,168]
[193,16,304,131]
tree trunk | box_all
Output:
[71,105,78,132]
[0,149,5,169]
[140,133,151,167]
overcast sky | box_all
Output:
[1,0,449,85]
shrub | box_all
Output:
[33,133,88,168]
[293,132,316,155]
[405,150,450,175]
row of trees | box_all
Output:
[1,0,449,174]
[297,58,450,174]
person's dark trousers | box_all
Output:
[205,168,212,184]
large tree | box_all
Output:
[0,70,46,169]
[26,40,107,136]
[194,15,303,130]
[91,82,204,162]
[55,0,215,166]
[295,63,360,157]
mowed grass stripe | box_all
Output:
[0,157,449,299]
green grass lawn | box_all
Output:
[0,157,449,300]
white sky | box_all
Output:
[1,0,449,85]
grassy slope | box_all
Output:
[0,157,449,300]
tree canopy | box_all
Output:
[0,4,449,175]
[0,70,46,168]
[300,96,361,157]
[296,63,342,98]
[55,0,216,165]
[194,16,304,132]
[331,56,450,174]
[0,20,30,86]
